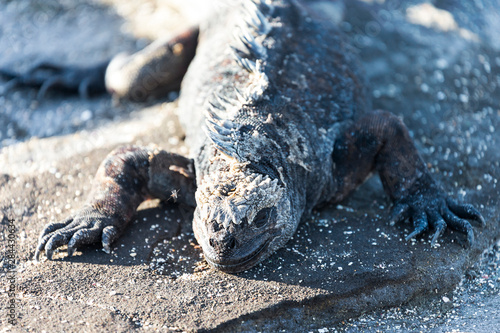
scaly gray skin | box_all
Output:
[5,0,484,273]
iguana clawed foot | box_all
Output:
[34,205,122,261]
[0,61,109,99]
[389,182,484,246]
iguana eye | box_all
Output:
[253,207,272,228]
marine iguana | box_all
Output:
[5,0,484,273]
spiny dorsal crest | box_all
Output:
[204,0,275,162]
[203,92,242,159]
[196,166,283,228]
[231,0,272,83]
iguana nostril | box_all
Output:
[209,238,216,248]
[226,236,236,249]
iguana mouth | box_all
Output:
[204,237,273,273]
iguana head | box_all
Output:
[192,163,293,273]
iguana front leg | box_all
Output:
[35,146,196,260]
[330,110,484,245]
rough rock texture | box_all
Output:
[0,0,499,332]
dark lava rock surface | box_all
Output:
[0,0,499,332]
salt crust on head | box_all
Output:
[195,160,283,228]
